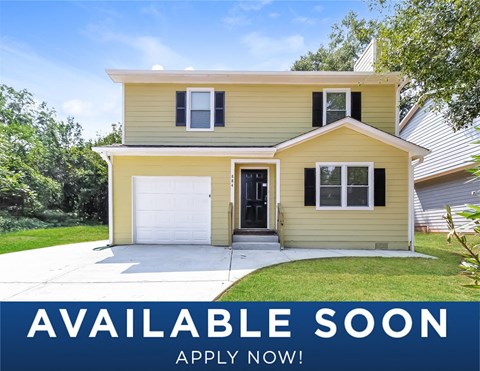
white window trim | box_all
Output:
[315,162,374,211]
[323,88,351,125]
[186,87,215,132]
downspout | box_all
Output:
[100,152,114,246]
[409,156,424,252]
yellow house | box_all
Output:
[93,70,429,251]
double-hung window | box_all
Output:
[323,88,351,125]
[316,162,373,210]
[187,88,215,131]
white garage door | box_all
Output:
[133,176,211,244]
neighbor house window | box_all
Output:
[187,88,215,131]
[323,88,351,125]
[316,162,373,210]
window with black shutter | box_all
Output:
[304,168,316,206]
[176,91,186,126]
[312,92,323,127]
[214,91,225,127]
[351,92,362,121]
[374,168,386,206]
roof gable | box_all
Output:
[275,117,429,159]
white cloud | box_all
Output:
[152,64,164,70]
[141,4,162,17]
[222,0,272,27]
[237,0,272,12]
[313,5,324,13]
[184,66,194,70]
[0,38,121,139]
[83,24,189,69]
[268,12,280,18]
[292,16,316,26]
[242,32,305,58]
[62,99,93,116]
[223,15,250,26]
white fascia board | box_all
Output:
[275,117,430,158]
[92,146,276,158]
[106,69,401,85]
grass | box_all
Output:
[0,225,108,255]
[218,233,480,301]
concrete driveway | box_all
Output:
[0,241,432,301]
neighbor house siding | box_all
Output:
[400,101,480,180]
[354,41,375,72]
[124,83,396,146]
[112,156,231,246]
[414,171,480,232]
[276,127,409,250]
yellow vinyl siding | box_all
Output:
[112,156,231,246]
[276,127,409,250]
[112,128,409,249]
[124,83,396,145]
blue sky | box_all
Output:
[0,1,380,139]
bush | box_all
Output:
[444,205,480,288]
[0,212,48,233]
[0,209,83,233]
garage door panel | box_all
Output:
[193,196,210,209]
[192,231,210,241]
[174,198,193,211]
[136,194,174,211]
[134,177,211,244]
[194,182,211,193]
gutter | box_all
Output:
[100,152,114,246]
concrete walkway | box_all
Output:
[0,241,433,301]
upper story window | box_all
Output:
[176,89,225,129]
[187,88,215,131]
[323,88,351,125]
[316,162,373,210]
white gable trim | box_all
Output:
[275,117,430,158]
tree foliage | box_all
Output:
[291,11,380,71]
[0,84,120,229]
[376,0,480,131]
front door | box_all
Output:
[240,169,268,229]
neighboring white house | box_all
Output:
[400,100,480,232]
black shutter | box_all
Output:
[176,91,186,126]
[304,168,316,206]
[374,168,386,206]
[312,92,323,127]
[214,91,225,127]
[351,92,362,121]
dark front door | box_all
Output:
[241,169,268,229]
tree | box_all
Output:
[291,11,380,71]
[0,84,121,228]
[376,0,480,131]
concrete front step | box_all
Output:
[232,242,281,250]
[232,235,279,243]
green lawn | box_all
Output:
[0,225,108,255]
[219,233,480,301]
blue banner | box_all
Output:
[0,302,478,371]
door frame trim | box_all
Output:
[230,159,280,229]
[239,167,270,229]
